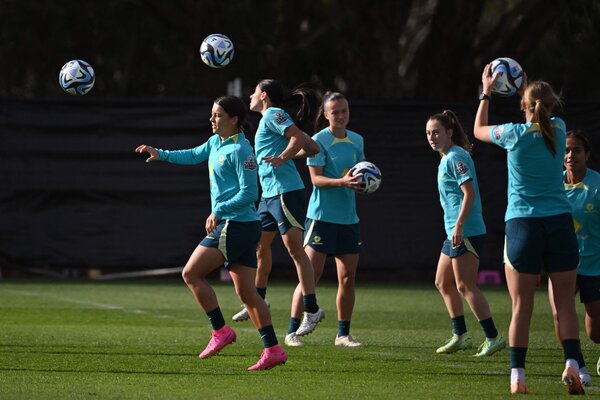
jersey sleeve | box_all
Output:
[357,134,365,162]
[212,145,259,218]
[446,152,475,186]
[157,140,211,165]
[489,123,522,151]
[265,109,294,136]
[307,136,326,167]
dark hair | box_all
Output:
[566,130,591,154]
[523,81,562,156]
[427,109,473,153]
[315,91,347,130]
[214,95,250,132]
[258,79,321,133]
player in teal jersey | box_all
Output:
[135,96,286,370]
[231,79,326,336]
[474,66,583,395]
[426,110,505,357]
[284,92,366,348]
[548,131,600,385]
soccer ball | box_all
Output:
[199,34,234,68]
[490,57,523,96]
[351,161,382,194]
[59,60,95,96]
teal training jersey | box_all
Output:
[254,107,305,198]
[437,146,486,239]
[565,168,600,276]
[157,132,260,222]
[306,128,364,225]
[489,117,571,221]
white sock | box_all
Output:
[566,358,580,372]
[580,366,590,376]
[511,368,525,384]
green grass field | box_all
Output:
[0,279,598,399]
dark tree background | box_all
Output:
[2,0,599,100]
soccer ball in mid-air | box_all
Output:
[199,34,234,68]
[351,161,382,194]
[490,57,523,96]
[59,60,95,95]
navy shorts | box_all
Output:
[577,274,600,304]
[504,213,579,274]
[304,218,361,255]
[258,189,306,235]
[441,234,485,258]
[199,219,262,268]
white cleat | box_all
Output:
[580,366,592,386]
[335,335,363,348]
[284,332,304,347]
[232,298,269,322]
[296,308,325,336]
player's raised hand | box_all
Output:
[135,144,159,163]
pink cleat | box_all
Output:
[198,325,236,359]
[562,366,585,395]
[247,344,288,371]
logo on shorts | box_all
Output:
[493,125,504,140]
[274,112,288,124]
[456,161,469,176]
[312,235,322,244]
[585,203,595,213]
[243,155,257,170]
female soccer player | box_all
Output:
[548,131,600,386]
[474,65,583,395]
[426,110,505,357]
[284,92,366,348]
[231,79,324,336]
[135,96,287,370]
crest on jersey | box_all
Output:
[456,161,469,176]
[493,125,504,140]
[274,112,288,124]
[243,155,257,170]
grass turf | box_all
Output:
[0,279,598,399]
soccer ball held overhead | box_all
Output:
[490,57,523,97]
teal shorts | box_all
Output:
[504,213,579,274]
[199,219,262,268]
[304,218,361,255]
[258,189,306,235]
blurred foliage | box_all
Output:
[1,0,599,100]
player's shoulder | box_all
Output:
[345,129,364,142]
[585,168,600,187]
[265,107,291,124]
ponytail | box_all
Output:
[523,81,562,156]
[258,79,321,133]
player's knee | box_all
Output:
[435,278,451,293]
[181,268,194,285]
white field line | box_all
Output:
[3,288,200,324]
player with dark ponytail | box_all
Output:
[426,109,505,357]
[231,79,326,337]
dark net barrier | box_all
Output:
[1,97,599,279]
